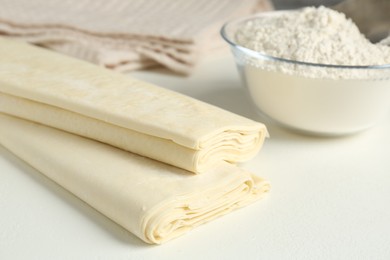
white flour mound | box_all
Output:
[235,6,390,72]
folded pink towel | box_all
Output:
[0,0,272,74]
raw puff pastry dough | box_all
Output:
[0,114,270,244]
[0,37,268,173]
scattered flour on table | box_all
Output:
[235,6,390,79]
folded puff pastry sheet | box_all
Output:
[0,113,270,244]
[0,37,268,173]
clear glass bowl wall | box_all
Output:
[221,14,390,135]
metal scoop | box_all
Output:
[332,0,390,43]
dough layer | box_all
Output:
[0,37,267,173]
[0,114,270,244]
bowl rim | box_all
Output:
[220,10,390,70]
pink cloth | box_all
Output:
[0,0,272,74]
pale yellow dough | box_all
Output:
[0,37,267,173]
[0,114,270,244]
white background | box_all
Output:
[1,53,390,259]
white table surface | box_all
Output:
[1,53,390,260]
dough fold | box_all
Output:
[0,37,268,173]
[0,114,270,244]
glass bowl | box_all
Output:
[221,11,390,136]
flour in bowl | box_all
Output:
[235,6,390,67]
[233,6,390,80]
[226,6,390,134]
